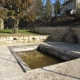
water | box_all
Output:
[16,50,63,69]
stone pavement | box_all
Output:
[44,42,80,53]
[0,42,80,80]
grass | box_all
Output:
[0,29,41,36]
[0,29,13,34]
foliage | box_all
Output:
[0,0,36,21]
[35,0,43,19]
[45,0,52,18]
[34,0,53,19]
[54,0,61,15]
[0,0,37,33]
[0,7,8,19]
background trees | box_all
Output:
[0,0,36,33]
[45,0,52,18]
[35,0,52,19]
[35,0,43,19]
[54,0,61,16]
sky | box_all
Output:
[43,0,64,5]
[51,0,64,4]
[43,0,55,5]
[51,0,55,3]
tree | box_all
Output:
[35,0,43,19]
[0,0,35,33]
[27,6,36,22]
[45,0,52,18]
[54,0,61,16]
[0,0,8,19]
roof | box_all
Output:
[63,0,71,5]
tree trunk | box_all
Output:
[13,19,19,33]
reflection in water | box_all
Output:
[17,50,64,69]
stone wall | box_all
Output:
[65,28,80,43]
[33,27,80,44]
[34,27,69,42]
[0,18,4,30]
[0,35,49,44]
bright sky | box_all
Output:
[43,0,55,5]
[51,0,64,4]
[43,0,64,5]
[51,0,55,3]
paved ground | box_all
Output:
[0,42,80,80]
[44,42,80,53]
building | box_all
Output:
[62,0,80,15]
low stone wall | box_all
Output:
[33,27,80,44]
[0,35,49,44]
[33,27,69,41]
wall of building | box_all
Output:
[77,0,80,5]
[62,0,80,15]
[76,0,80,14]
[65,1,75,10]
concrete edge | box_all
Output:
[8,46,31,72]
